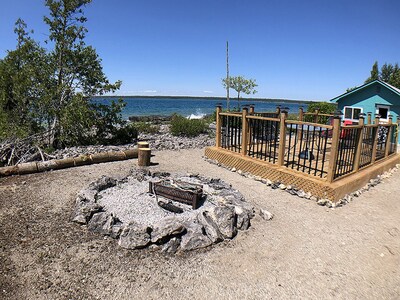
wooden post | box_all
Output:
[138,148,151,166]
[314,108,320,123]
[297,107,304,141]
[276,106,281,117]
[353,113,365,172]
[216,105,222,148]
[137,141,149,149]
[384,115,393,157]
[241,108,248,156]
[277,111,287,166]
[371,114,380,164]
[298,107,304,122]
[326,116,341,182]
[367,112,372,124]
[249,105,255,115]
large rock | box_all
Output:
[204,206,237,239]
[234,206,251,230]
[89,176,117,192]
[180,222,212,251]
[71,201,103,224]
[197,210,224,243]
[162,237,181,253]
[150,217,185,244]
[87,212,117,235]
[118,223,152,249]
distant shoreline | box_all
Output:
[93,95,317,104]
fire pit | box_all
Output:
[149,180,203,209]
[72,170,255,253]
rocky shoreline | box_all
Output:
[51,124,215,159]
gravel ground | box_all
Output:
[1,148,400,299]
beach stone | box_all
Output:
[180,223,212,251]
[317,199,328,206]
[278,183,286,190]
[150,217,185,244]
[118,223,151,249]
[266,179,273,186]
[260,209,273,221]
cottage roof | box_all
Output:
[330,80,400,103]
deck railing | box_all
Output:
[215,106,398,183]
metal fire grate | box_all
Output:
[149,179,203,209]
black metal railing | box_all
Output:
[253,112,279,118]
[247,117,280,163]
[284,123,330,178]
[333,127,361,179]
[220,114,242,153]
[375,126,389,161]
[389,124,398,155]
[359,126,375,168]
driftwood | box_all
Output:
[0,149,138,177]
[0,131,53,167]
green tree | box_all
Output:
[364,61,400,89]
[43,0,122,147]
[305,102,336,124]
[0,19,51,138]
[222,76,257,109]
[365,61,379,83]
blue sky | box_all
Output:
[1,0,399,100]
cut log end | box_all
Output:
[138,141,150,149]
[138,148,151,167]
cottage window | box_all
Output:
[343,106,362,122]
[376,104,390,122]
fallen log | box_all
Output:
[0,148,139,177]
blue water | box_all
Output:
[94,97,309,119]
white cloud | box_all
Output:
[203,90,213,94]
[143,90,157,93]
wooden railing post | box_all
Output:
[353,113,365,172]
[384,115,393,157]
[276,106,281,117]
[371,114,380,164]
[314,108,320,123]
[326,115,342,182]
[249,105,255,115]
[277,110,287,166]
[298,107,304,121]
[241,108,248,156]
[367,112,372,124]
[216,105,222,148]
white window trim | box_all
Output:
[376,104,390,122]
[343,106,363,122]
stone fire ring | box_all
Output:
[71,170,255,253]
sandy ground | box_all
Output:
[0,148,400,300]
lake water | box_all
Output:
[94,97,310,119]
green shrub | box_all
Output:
[108,123,138,145]
[304,102,337,124]
[133,122,160,134]
[170,114,208,137]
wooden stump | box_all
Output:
[138,148,151,166]
[138,141,150,149]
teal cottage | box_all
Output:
[330,79,400,143]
